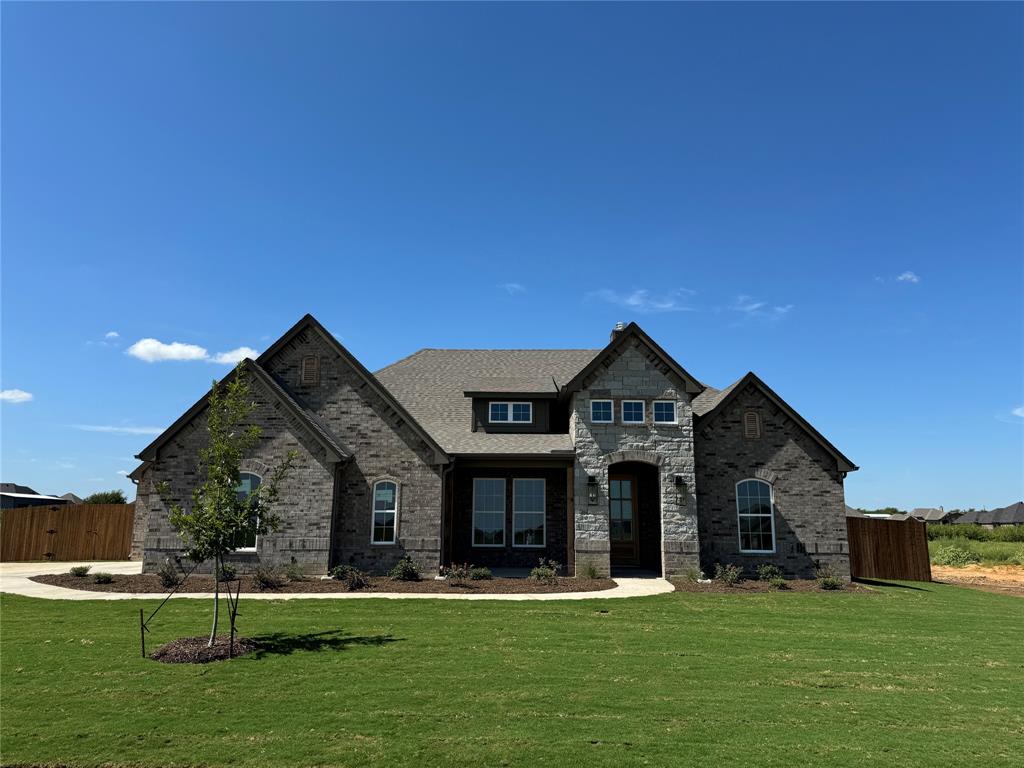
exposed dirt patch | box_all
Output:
[31,573,617,595]
[150,634,258,664]
[931,564,1024,597]
[669,578,866,593]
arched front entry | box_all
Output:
[606,461,661,573]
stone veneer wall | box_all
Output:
[570,338,699,578]
[694,383,851,580]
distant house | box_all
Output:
[959,502,1024,528]
[908,507,960,524]
[0,483,69,510]
[59,492,84,505]
[846,507,912,522]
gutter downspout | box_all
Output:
[439,459,455,574]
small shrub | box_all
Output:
[1010,547,1024,566]
[388,556,421,582]
[93,572,113,584]
[157,559,181,588]
[931,545,981,567]
[469,566,493,581]
[329,564,369,591]
[217,562,237,582]
[756,563,783,581]
[444,563,472,585]
[252,566,286,592]
[713,562,742,586]
[530,558,561,584]
[68,565,91,578]
[815,564,844,591]
[767,576,789,590]
[580,563,601,580]
[285,559,308,582]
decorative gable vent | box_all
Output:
[743,410,761,439]
[300,355,320,386]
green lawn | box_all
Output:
[929,538,1024,564]
[2,584,1022,767]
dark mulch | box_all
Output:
[32,573,617,594]
[669,578,866,593]
[150,634,258,664]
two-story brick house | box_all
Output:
[132,314,857,579]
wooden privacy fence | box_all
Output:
[846,515,932,582]
[0,504,135,562]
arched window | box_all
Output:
[232,472,261,551]
[736,479,775,553]
[371,480,398,544]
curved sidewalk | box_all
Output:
[0,560,674,602]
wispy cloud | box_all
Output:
[126,338,256,364]
[502,283,526,295]
[0,389,33,404]
[56,461,77,470]
[587,287,697,314]
[73,424,166,436]
[1013,406,1024,419]
[104,330,120,339]
[729,295,793,320]
[117,469,130,476]
[896,271,921,284]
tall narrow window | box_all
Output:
[736,479,775,553]
[473,478,506,546]
[513,479,545,547]
[301,355,320,385]
[231,472,261,551]
[371,480,398,544]
[744,411,761,439]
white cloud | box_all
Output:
[587,288,697,314]
[209,346,258,365]
[1012,406,1024,419]
[0,389,33,404]
[116,470,130,476]
[127,338,209,362]
[730,295,793,320]
[105,331,120,339]
[126,338,256,364]
[56,461,77,470]
[502,283,526,295]
[73,424,165,436]
[896,271,920,283]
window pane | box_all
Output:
[737,479,773,551]
[511,403,532,422]
[373,511,396,543]
[513,512,545,546]
[513,479,544,511]
[489,403,508,422]
[623,401,644,422]
[374,482,396,511]
[591,401,612,422]
[474,479,506,545]
[235,472,261,501]
[654,402,675,422]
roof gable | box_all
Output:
[694,371,858,474]
[560,323,704,396]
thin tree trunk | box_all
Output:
[208,555,220,647]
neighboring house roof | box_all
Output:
[376,348,599,456]
[909,507,949,522]
[957,510,983,524]
[0,492,64,501]
[60,493,84,504]
[990,501,1024,525]
[692,371,858,473]
[0,483,39,495]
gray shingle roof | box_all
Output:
[909,507,949,522]
[691,378,743,417]
[376,349,599,455]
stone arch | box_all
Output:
[240,458,272,477]
[605,449,664,467]
[753,466,778,485]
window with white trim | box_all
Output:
[473,478,505,546]
[371,480,398,544]
[489,402,532,424]
[590,400,613,423]
[231,472,261,551]
[653,401,677,424]
[736,479,775,553]
[513,478,545,547]
[621,400,645,424]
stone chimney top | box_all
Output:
[610,321,626,343]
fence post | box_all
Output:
[139,608,146,658]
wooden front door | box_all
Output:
[609,474,638,565]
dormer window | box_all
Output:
[489,401,532,424]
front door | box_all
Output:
[609,474,638,565]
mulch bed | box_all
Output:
[669,578,865,593]
[32,573,617,595]
[150,634,258,664]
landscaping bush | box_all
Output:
[530,558,561,584]
[469,566,493,581]
[329,565,369,591]
[388,556,421,582]
[580,563,601,580]
[252,566,287,592]
[931,545,981,567]
[815,564,844,590]
[93,572,113,584]
[157,560,181,588]
[444,563,472,585]
[756,563,783,581]
[767,575,789,590]
[285,559,308,582]
[713,562,742,586]
[217,563,237,582]
[68,565,91,578]
[1011,547,1024,567]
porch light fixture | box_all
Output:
[674,474,688,506]
[587,475,599,505]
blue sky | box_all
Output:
[2,3,1021,509]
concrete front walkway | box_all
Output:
[0,560,675,602]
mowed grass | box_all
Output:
[929,538,1024,565]
[2,584,1022,768]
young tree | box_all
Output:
[160,364,295,646]
[83,490,128,504]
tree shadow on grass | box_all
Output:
[248,629,401,658]
[854,578,934,591]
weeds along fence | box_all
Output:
[927,523,1024,542]
[0,504,135,562]
[846,515,932,582]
